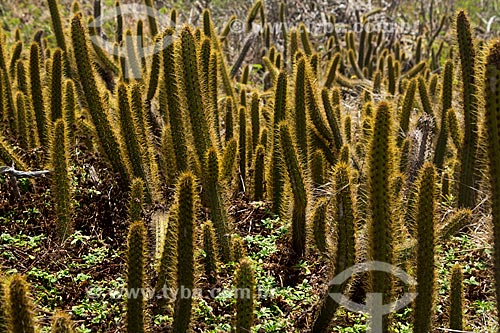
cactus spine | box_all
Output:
[456,11,478,209]
[51,119,73,242]
[279,122,307,256]
[234,258,255,333]
[173,173,197,333]
[413,162,437,333]
[7,275,35,333]
[126,221,147,333]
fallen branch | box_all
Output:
[0,165,51,178]
[0,165,51,199]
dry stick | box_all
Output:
[0,165,50,198]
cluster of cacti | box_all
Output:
[1,0,499,330]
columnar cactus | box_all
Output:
[162,29,188,173]
[449,264,464,330]
[238,107,247,191]
[129,178,144,223]
[417,75,435,118]
[313,161,356,332]
[294,58,308,166]
[9,42,22,79]
[202,221,219,284]
[234,258,255,333]
[173,172,198,333]
[398,78,416,145]
[367,101,394,330]
[324,52,340,88]
[71,15,130,188]
[250,92,260,154]
[154,206,178,314]
[0,135,27,170]
[0,277,7,333]
[269,72,287,217]
[447,108,462,150]
[47,0,67,52]
[144,0,158,36]
[117,83,147,193]
[220,138,237,181]
[232,235,247,262]
[126,221,148,333]
[51,119,73,242]
[15,93,28,150]
[51,311,74,333]
[310,150,325,187]
[321,88,342,151]
[413,162,437,333]
[279,122,308,256]
[434,60,453,169]
[63,80,76,145]
[204,148,232,262]
[50,48,63,122]
[178,27,214,167]
[253,145,265,201]
[2,69,16,136]
[456,10,479,209]
[312,198,327,252]
[7,274,35,333]
[209,51,220,145]
[482,40,500,319]
[225,98,234,142]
